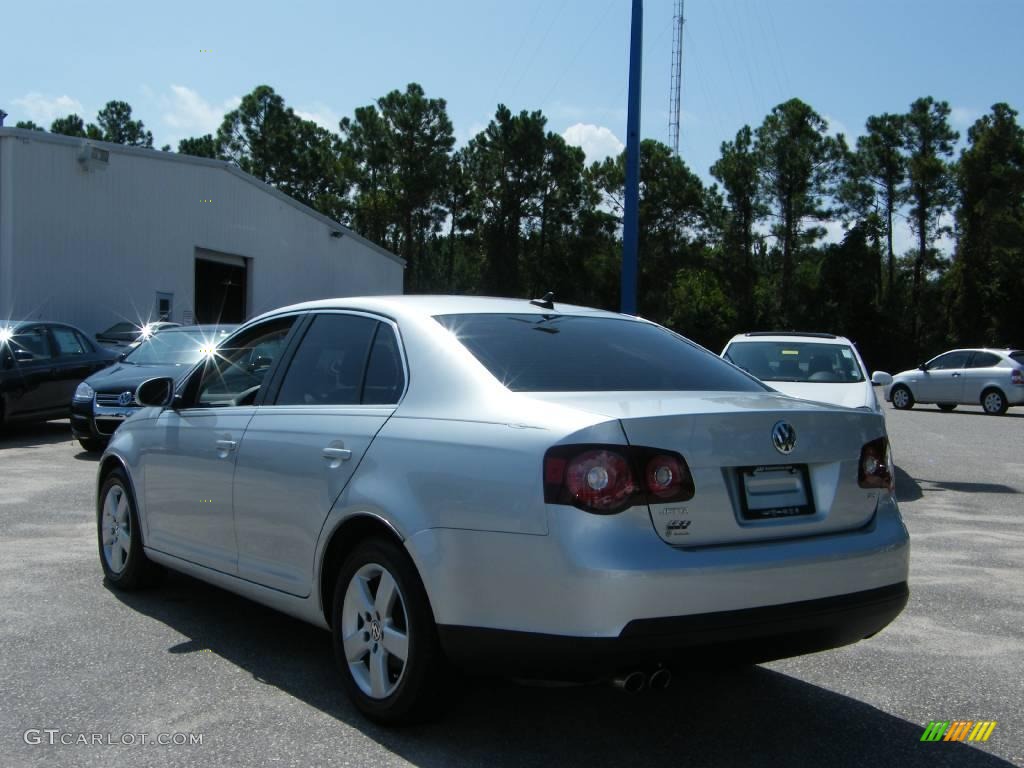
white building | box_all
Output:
[0,128,404,334]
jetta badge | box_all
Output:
[118,391,134,407]
[771,421,797,454]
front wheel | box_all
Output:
[332,538,448,724]
[981,389,1008,416]
[891,385,914,410]
[97,469,164,589]
[937,403,957,412]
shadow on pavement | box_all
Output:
[925,407,1024,419]
[895,466,923,502]
[111,572,1014,768]
[917,479,1019,495]
[0,419,74,450]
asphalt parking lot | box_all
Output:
[1,400,1022,767]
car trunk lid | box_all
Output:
[529,391,887,546]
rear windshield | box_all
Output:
[724,341,865,383]
[1011,351,1024,365]
[434,313,765,392]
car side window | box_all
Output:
[928,351,969,370]
[967,352,1000,369]
[192,317,295,407]
[362,324,405,404]
[275,314,378,406]
[9,326,53,361]
[52,326,87,356]
[74,330,95,353]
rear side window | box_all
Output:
[1011,352,1024,365]
[275,314,378,406]
[52,326,86,356]
[967,352,1001,368]
[362,325,405,405]
[434,313,764,392]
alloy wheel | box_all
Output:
[101,485,131,573]
[341,563,410,699]
[983,391,1005,414]
[893,389,909,408]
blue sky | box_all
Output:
[6,0,1024,188]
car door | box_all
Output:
[918,351,970,402]
[1,325,58,418]
[961,351,1002,403]
[48,325,102,406]
[231,312,405,596]
[141,316,298,573]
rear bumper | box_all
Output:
[439,582,908,676]
[406,496,909,640]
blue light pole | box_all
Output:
[620,0,643,315]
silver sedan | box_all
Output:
[95,296,909,723]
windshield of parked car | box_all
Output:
[434,314,765,392]
[723,341,866,383]
[123,330,226,365]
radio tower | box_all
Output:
[668,0,685,155]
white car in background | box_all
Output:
[722,333,891,414]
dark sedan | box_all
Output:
[71,325,235,451]
[1,321,118,433]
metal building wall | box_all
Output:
[0,129,404,335]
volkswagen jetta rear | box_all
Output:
[410,310,909,679]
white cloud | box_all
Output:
[294,103,340,132]
[950,106,979,129]
[562,123,624,163]
[823,114,850,139]
[12,93,84,125]
[160,85,240,138]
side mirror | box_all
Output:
[918,363,929,372]
[871,371,893,386]
[135,376,175,407]
[117,351,128,362]
[13,349,35,363]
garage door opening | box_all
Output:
[195,251,248,324]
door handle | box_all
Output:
[952,372,961,377]
[322,447,352,461]
[216,439,238,452]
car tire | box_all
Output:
[78,437,108,452]
[981,388,1008,416]
[937,403,957,412]
[331,537,449,725]
[891,385,914,410]
[97,468,165,589]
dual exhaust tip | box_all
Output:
[611,667,672,693]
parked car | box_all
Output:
[95,321,180,347]
[721,332,888,413]
[0,321,118,431]
[885,348,1024,415]
[71,325,236,451]
[96,296,909,723]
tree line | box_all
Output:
[16,85,1024,372]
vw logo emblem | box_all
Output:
[118,391,134,407]
[771,421,797,454]
[370,620,383,642]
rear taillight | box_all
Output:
[543,444,695,514]
[858,437,894,493]
[1011,368,1023,386]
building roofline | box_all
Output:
[0,127,405,268]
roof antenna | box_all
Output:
[530,291,555,310]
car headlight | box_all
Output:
[74,382,95,402]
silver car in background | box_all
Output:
[96,296,909,723]
[886,348,1024,415]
